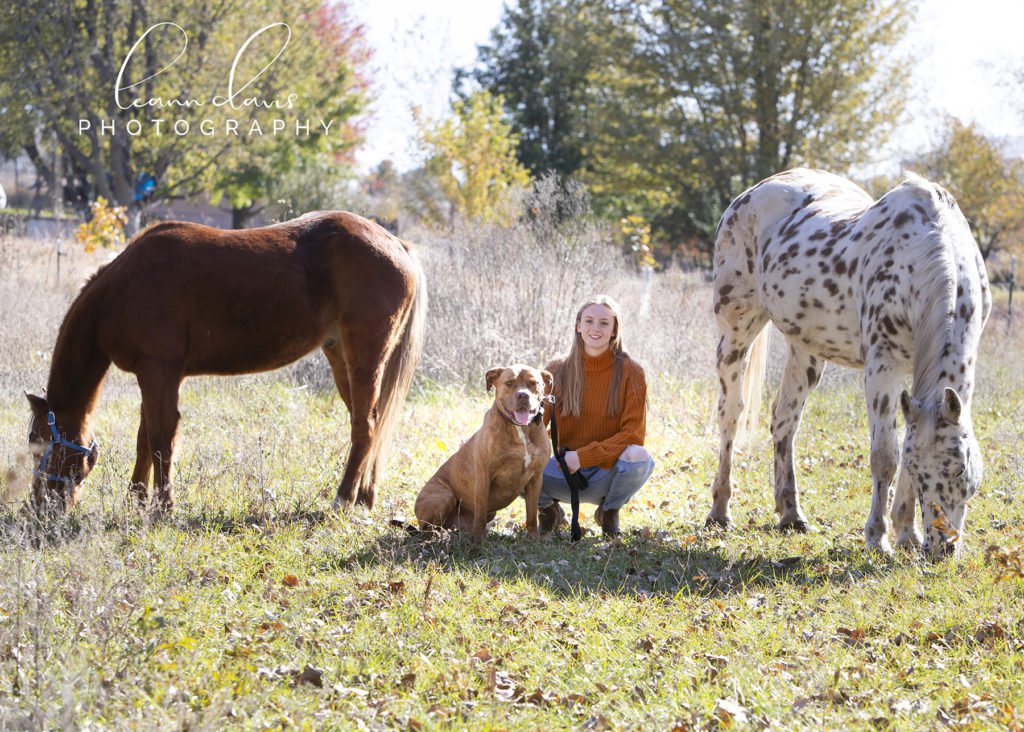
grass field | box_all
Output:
[1,231,1023,730]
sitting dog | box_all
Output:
[414,365,552,543]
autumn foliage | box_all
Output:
[75,197,127,253]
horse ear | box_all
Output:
[941,387,963,425]
[541,370,554,394]
[899,390,919,422]
[25,392,48,416]
[485,367,505,392]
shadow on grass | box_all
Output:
[334,520,907,601]
[0,500,331,548]
[0,500,914,601]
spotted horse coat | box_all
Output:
[707,168,991,559]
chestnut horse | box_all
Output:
[26,211,427,513]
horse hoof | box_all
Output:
[895,530,923,551]
[867,536,894,556]
[704,514,731,530]
[777,517,810,533]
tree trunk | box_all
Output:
[232,205,253,229]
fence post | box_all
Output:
[1007,255,1016,335]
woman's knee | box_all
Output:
[619,445,650,463]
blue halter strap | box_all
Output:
[33,411,97,485]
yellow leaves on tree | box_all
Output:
[416,91,532,227]
[618,215,657,269]
[915,117,1024,268]
[75,197,127,253]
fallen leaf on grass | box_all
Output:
[332,684,368,697]
[398,672,416,691]
[426,703,451,718]
[282,575,299,587]
[293,665,324,687]
[973,621,1006,645]
[259,664,326,688]
[582,713,613,730]
[487,668,518,701]
[715,698,748,725]
[525,688,559,706]
[564,693,590,708]
[836,627,867,647]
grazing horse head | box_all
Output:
[26,393,98,512]
[900,388,982,559]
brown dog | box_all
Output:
[414,365,552,543]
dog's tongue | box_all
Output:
[514,410,531,425]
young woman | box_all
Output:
[538,295,655,536]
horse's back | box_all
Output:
[713,169,874,365]
[93,212,419,375]
[716,169,873,252]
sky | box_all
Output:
[348,0,1024,173]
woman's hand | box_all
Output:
[565,450,581,473]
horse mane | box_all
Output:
[893,175,962,400]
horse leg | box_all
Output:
[770,344,824,531]
[136,365,183,512]
[891,464,922,549]
[128,403,153,507]
[324,335,391,510]
[863,361,901,555]
[323,343,379,490]
[706,312,769,528]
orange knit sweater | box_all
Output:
[545,350,647,470]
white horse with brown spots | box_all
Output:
[707,168,990,559]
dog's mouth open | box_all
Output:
[508,408,537,426]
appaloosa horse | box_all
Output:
[707,168,990,558]
[27,211,426,514]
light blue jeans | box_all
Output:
[538,446,655,511]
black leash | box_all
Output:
[545,396,587,542]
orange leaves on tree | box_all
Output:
[75,197,127,253]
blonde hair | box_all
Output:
[556,295,628,417]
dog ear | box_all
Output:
[485,367,505,392]
[540,370,553,394]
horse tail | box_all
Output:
[360,246,428,504]
[736,326,768,446]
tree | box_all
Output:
[460,0,915,253]
[209,2,370,227]
[415,90,532,227]
[455,0,629,180]
[0,0,369,231]
[911,117,1024,264]
[590,0,916,250]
